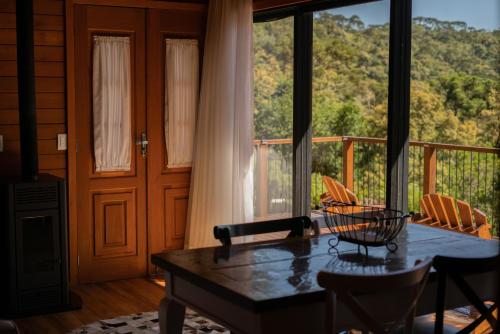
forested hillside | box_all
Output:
[254,14,499,147]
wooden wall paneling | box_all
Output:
[0,28,16,44]
[0,0,66,178]
[253,0,313,12]
[35,46,65,61]
[0,46,16,59]
[72,0,206,11]
[0,13,64,30]
[0,92,66,109]
[0,29,65,47]
[0,123,65,140]
[34,14,65,30]
[35,1,66,176]
[0,110,17,124]
[0,109,65,125]
[0,0,16,13]
[0,67,64,86]
[0,76,16,91]
[33,0,64,16]
[0,12,15,28]
[35,61,65,77]
[0,60,16,75]
[0,77,64,93]
[39,153,66,169]
[2,138,61,155]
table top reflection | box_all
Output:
[152,223,498,311]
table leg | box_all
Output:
[159,297,185,334]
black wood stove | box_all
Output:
[0,175,75,315]
[0,0,80,317]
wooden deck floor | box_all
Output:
[14,278,164,334]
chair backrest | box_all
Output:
[422,194,439,222]
[322,176,358,205]
[429,193,450,227]
[317,258,433,333]
[473,208,488,227]
[420,197,430,217]
[213,216,313,246]
[472,208,492,239]
[433,254,498,333]
[433,254,499,274]
[456,199,474,229]
[333,179,358,204]
[440,195,461,229]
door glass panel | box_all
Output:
[164,39,199,168]
[410,0,499,233]
[312,1,390,211]
[92,35,132,172]
[253,17,294,220]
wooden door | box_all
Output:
[146,9,205,267]
[74,5,147,283]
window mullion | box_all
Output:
[386,0,412,212]
[292,12,313,217]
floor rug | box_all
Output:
[69,306,494,334]
[69,309,229,334]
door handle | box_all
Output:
[136,132,148,157]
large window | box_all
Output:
[410,0,499,232]
[253,17,294,219]
[253,0,499,233]
[312,1,390,209]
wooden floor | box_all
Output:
[15,278,164,334]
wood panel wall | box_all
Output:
[0,0,66,178]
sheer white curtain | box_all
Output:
[185,0,254,249]
[165,39,199,168]
[93,36,131,172]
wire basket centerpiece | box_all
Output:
[322,200,410,254]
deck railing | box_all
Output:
[253,136,499,232]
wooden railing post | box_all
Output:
[423,145,436,195]
[342,137,354,191]
[256,142,269,218]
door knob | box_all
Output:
[136,132,148,157]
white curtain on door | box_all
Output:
[165,39,199,168]
[92,36,131,172]
[184,0,254,249]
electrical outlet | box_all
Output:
[0,135,3,152]
[57,133,67,151]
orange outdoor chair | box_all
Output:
[414,193,491,239]
[322,175,359,205]
[321,176,362,214]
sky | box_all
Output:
[329,0,499,31]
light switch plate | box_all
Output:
[57,133,67,151]
[0,135,3,152]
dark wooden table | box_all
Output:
[151,224,498,334]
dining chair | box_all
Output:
[433,254,498,334]
[317,258,433,334]
[213,216,317,246]
[0,320,20,334]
